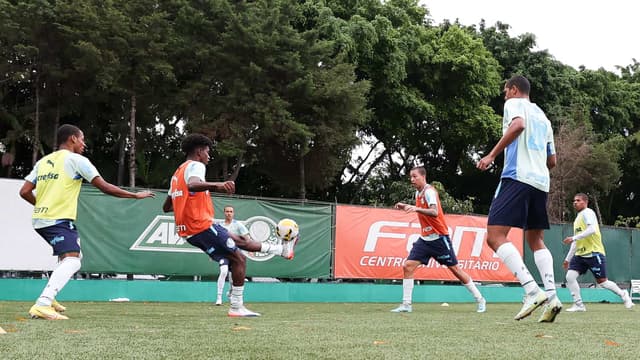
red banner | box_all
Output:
[334,205,523,282]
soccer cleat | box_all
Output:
[51,299,66,313]
[565,303,586,312]
[228,306,261,317]
[538,296,562,323]
[29,305,69,320]
[281,235,299,260]
[477,298,487,313]
[390,304,412,313]
[622,291,635,309]
[215,297,222,306]
[514,291,548,320]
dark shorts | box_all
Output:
[35,221,80,256]
[407,235,458,267]
[187,224,238,262]
[569,253,607,279]
[219,258,230,266]
[488,178,550,230]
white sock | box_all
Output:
[599,280,625,297]
[402,279,414,305]
[463,280,483,301]
[534,248,556,298]
[217,265,229,298]
[230,285,244,309]
[566,270,583,305]
[36,257,81,306]
[261,243,283,255]
[496,243,538,295]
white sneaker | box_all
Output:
[565,303,586,312]
[622,291,635,309]
[215,297,222,306]
[514,290,547,320]
[281,235,299,260]
[538,296,562,323]
[477,298,486,313]
[228,306,261,317]
[390,304,412,313]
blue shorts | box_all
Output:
[568,253,607,279]
[488,178,549,230]
[186,224,238,262]
[35,221,80,256]
[407,235,458,266]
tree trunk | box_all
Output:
[299,153,306,200]
[591,194,603,225]
[32,77,41,165]
[117,135,126,186]
[53,101,60,150]
[128,93,136,187]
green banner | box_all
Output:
[77,187,331,278]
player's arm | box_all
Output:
[91,177,155,199]
[162,196,173,212]
[476,117,525,171]
[187,177,235,194]
[563,241,577,269]
[19,181,36,205]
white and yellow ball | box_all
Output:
[276,218,299,242]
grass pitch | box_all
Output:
[0,301,638,359]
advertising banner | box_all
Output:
[77,187,331,277]
[334,205,523,282]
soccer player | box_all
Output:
[162,133,294,317]
[214,205,247,305]
[19,124,155,320]
[390,166,486,313]
[476,75,561,322]
[563,193,634,311]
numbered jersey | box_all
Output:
[501,98,555,192]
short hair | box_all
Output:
[506,75,530,95]
[57,124,81,146]
[181,134,213,156]
[410,166,426,177]
[223,205,234,212]
[575,193,589,203]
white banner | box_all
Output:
[0,178,58,271]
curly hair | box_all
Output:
[506,75,531,95]
[181,134,213,156]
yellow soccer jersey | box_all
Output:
[25,150,100,221]
[573,207,605,256]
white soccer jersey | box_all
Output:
[219,219,250,237]
[501,98,555,192]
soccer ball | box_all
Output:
[276,218,299,242]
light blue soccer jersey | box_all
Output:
[501,98,555,192]
[219,219,250,237]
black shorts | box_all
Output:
[35,221,80,256]
[488,178,549,230]
[407,235,458,267]
[568,253,607,279]
[187,224,238,262]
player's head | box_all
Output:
[504,75,530,100]
[572,193,589,211]
[409,166,427,189]
[57,124,85,154]
[181,134,213,164]
[223,205,235,221]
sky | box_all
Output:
[423,0,639,72]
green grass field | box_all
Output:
[0,301,638,359]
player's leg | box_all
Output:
[225,227,291,259]
[592,255,634,309]
[391,239,427,313]
[216,259,229,305]
[565,258,586,312]
[226,251,259,317]
[487,180,546,320]
[30,222,81,320]
[448,265,486,312]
